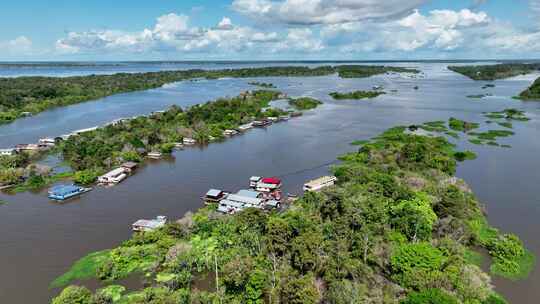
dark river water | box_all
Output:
[0,62,539,303]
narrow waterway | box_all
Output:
[0,62,539,303]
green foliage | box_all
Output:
[248,81,276,88]
[518,76,540,100]
[51,285,92,304]
[60,90,285,171]
[279,274,319,304]
[448,64,540,81]
[401,288,459,304]
[390,243,447,286]
[52,124,532,303]
[73,169,102,185]
[454,151,477,162]
[391,192,437,241]
[50,250,110,288]
[0,65,417,124]
[448,117,479,132]
[329,90,385,100]
[288,97,322,110]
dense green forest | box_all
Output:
[329,90,386,100]
[518,77,540,100]
[51,123,532,304]
[59,90,287,173]
[448,64,540,81]
[0,65,418,124]
[287,97,322,110]
[0,90,321,190]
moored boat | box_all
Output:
[48,184,92,201]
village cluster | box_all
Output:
[132,175,337,232]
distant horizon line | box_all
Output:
[1,59,540,65]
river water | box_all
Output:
[0,62,539,303]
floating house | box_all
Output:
[265,200,281,210]
[267,117,279,122]
[252,119,272,127]
[236,189,263,199]
[218,194,265,214]
[0,148,17,156]
[48,184,92,201]
[38,138,56,147]
[279,115,290,121]
[256,177,282,193]
[15,144,42,152]
[183,137,197,145]
[132,216,167,232]
[249,176,261,188]
[72,126,98,135]
[147,151,163,159]
[121,162,138,173]
[204,189,228,203]
[174,143,184,149]
[303,176,337,192]
[20,112,32,117]
[98,168,128,185]
[238,123,253,132]
[223,129,239,137]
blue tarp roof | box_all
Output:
[49,185,81,196]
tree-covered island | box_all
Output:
[0,65,418,125]
[0,90,322,191]
[448,63,540,81]
[329,90,386,100]
[50,123,533,304]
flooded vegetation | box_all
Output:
[0,65,418,125]
[52,124,532,303]
[518,77,540,100]
[1,61,540,303]
[448,64,540,81]
[329,90,386,100]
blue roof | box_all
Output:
[49,185,81,196]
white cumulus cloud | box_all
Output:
[232,0,428,25]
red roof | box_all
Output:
[261,177,281,185]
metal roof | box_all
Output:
[236,189,260,198]
[206,189,223,197]
[226,194,263,205]
[49,185,81,196]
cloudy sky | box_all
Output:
[1,0,539,60]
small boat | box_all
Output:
[252,119,272,127]
[48,184,92,201]
[147,152,163,159]
[132,216,167,232]
[279,115,290,121]
[183,138,197,145]
[303,176,337,192]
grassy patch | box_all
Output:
[50,250,110,288]
[464,248,483,267]
[288,97,322,110]
[351,140,370,146]
[491,249,536,281]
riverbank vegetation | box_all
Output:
[287,97,322,110]
[0,65,418,125]
[248,82,276,88]
[52,123,532,303]
[517,77,540,100]
[59,90,287,173]
[329,90,385,100]
[448,63,540,80]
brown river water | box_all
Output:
[0,62,539,303]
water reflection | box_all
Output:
[0,62,539,303]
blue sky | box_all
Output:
[1,0,539,60]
